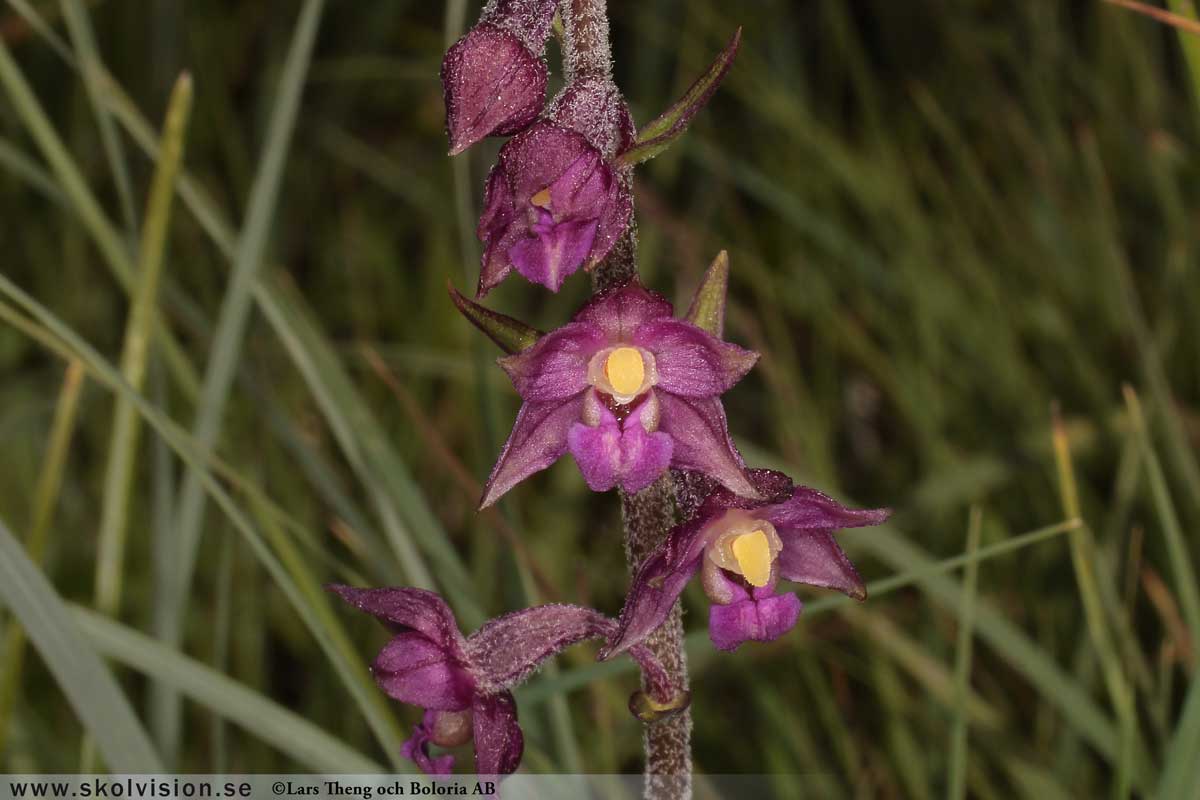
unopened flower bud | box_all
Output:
[441,0,558,154]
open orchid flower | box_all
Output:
[476,280,759,508]
[600,470,890,655]
[329,585,679,775]
[441,0,557,155]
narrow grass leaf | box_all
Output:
[0,360,85,757]
[0,517,162,772]
[1122,386,1200,652]
[0,279,408,769]
[60,0,138,237]
[948,508,983,800]
[70,607,383,773]
[95,73,193,618]
[164,0,325,761]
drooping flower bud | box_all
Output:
[441,0,558,155]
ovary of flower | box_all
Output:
[706,515,783,588]
[605,347,645,398]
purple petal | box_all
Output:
[327,586,465,653]
[708,591,802,652]
[471,692,524,776]
[616,418,674,493]
[442,25,547,155]
[508,215,599,292]
[760,486,892,532]
[498,322,606,402]
[480,396,584,508]
[373,633,475,711]
[574,281,673,343]
[633,318,758,398]
[401,712,456,776]
[465,604,614,692]
[600,517,713,658]
[566,410,622,492]
[654,393,757,498]
[566,402,673,494]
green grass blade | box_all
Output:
[1158,674,1200,800]
[1123,386,1200,650]
[164,0,325,761]
[0,517,162,772]
[77,54,477,624]
[948,508,983,800]
[0,34,198,399]
[69,606,384,773]
[1052,409,1141,798]
[0,278,408,769]
[60,0,138,238]
[256,275,479,618]
[94,72,193,618]
[0,360,85,760]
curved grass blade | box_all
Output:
[948,508,983,800]
[60,0,138,238]
[164,0,325,760]
[95,72,193,619]
[70,606,385,774]
[0,360,85,758]
[0,517,162,772]
[0,279,408,770]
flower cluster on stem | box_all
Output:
[331,3,889,796]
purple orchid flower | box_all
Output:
[441,0,557,155]
[479,280,760,508]
[329,585,678,775]
[600,470,890,655]
[477,121,632,295]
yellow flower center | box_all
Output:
[530,188,552,209]
[604,347,646,398]
[704,514,783,589]
[730,530,774,588]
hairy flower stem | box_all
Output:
[565,0,692,793]
[620,477,693,800]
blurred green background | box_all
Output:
[1,0,1199,796]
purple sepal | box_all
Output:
[471,693,524,777]
[599,516,710,659]
[567,397,674,493]
[708,586,802,652]
[442,25,547,155]
[655,393,757,498]
[401,712,456,776]
[573,281,673,342]
[479,396,584,509]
